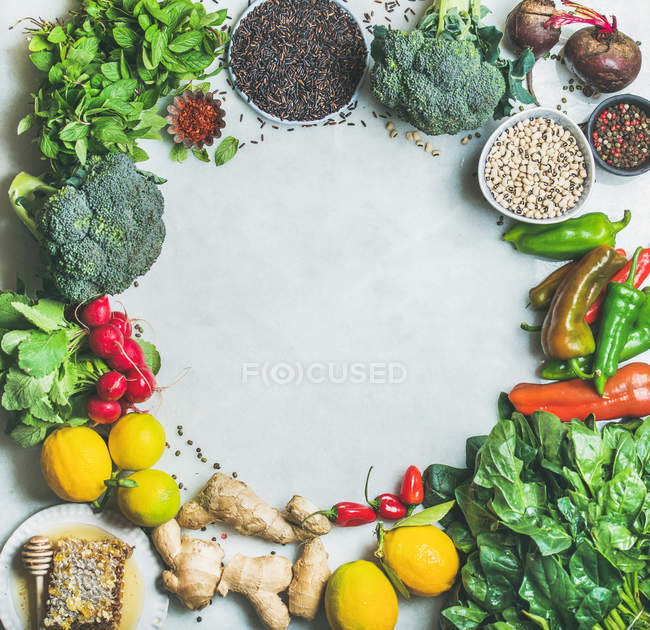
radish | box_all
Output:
[110,311,132,338]
[80,296,111,328]
[96,371,127,401]
[89,324,124,358]
[107,338,145,372]
[125,366,156,403]
[86,395,122,424]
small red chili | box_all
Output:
[304,502,376,527]
[364,466,408,520]
[399,465,424,512]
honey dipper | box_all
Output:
[21,536,53,630]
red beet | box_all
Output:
[506,0,561,59]
[548,1,641,92]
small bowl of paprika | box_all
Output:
[586,94,650,177]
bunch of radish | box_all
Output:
[79,296,156,425]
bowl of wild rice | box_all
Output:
[478,108,595,224]
[227,0,370,125]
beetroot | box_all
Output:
[548,1,641,92]
[506,0,561,58]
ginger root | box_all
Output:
[151,519,224,610]
[217,553,293,630]
[288,538,331,620]
[285,495,332,536]
[177,473,323,544]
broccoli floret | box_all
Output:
[8,153,165,303]
[370,28,505,136]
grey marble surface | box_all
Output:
[0,0,649,628]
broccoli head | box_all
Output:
[8,153,165,303]
[370,28,505,136]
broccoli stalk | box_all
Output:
[8,153,166,304]
[369,0,535,135]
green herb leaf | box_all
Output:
[29,51,54,72]
[101,78,138,100]
[170,143,188,162]
[101,61,122,82]
[113,26,139,48]
[75,137,88,164]
[59,122,89,142]
[47,26,67,44]
[28,35,51,52]
[29,397,64,424]
[169,30,203,53]
[150,30,168,67]
[191,147,210,162]
[17,113,35,135]
[39,134,59,158]
[214,136,238,167]
[144,0,170,24]
[136,339,161,375]
[393,501,455,528]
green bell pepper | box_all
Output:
[503,210,631,261]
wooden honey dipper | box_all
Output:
[22,536,53,630]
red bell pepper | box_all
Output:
[509,362,650,422]
[585,248,650,324]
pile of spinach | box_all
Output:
[0,291,160,447]
[426,395,650,630]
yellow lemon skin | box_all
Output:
[325,560,398,630]
[117,469,180,527]
[383,525,459,597]
[108,413,166,471]
[41,426,112,502]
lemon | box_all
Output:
[325,560,398,630]
[117,469,180,527]
[108,413,166,470]
[383,525,459,597]
[41,426,112,502]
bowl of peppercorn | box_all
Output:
[587,94,650,176]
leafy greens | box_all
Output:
[426,395,650,630]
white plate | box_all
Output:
[0,504,168,630]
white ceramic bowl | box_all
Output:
[227,0,370,126]
[478,108,595,224]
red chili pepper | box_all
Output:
[305,502,376,527]
[585,248,650,325]
[364,467,408,520]
[399,465,424,511]
[509,362,650,422]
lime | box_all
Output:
[117,469,180,527]
[325,560,398,630]
[108,413,165,470]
